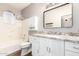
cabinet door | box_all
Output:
[32,37,40,56]
[39,38,49,56]
[39,38,56,56]
[27,16,38,30]
[50,39,64,56]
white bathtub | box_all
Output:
[0,40,21,56]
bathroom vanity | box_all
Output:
[30,33,79,56]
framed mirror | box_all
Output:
[43,3,72,29]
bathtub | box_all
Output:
[0,40,21,56]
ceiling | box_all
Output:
[6,3,30,11]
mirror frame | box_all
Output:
[43,3,73,29]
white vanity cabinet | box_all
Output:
[31,34,79,56]
[40,38,64,56]
[31,36,64,56]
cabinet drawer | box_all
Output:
[65,41,79,52]
[65,50,79,56]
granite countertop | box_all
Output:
[30,33,79,42]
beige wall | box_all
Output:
[0,20,22,45]
[0,4,23,45]
[21,3,79,33]
[21,3,47,18]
